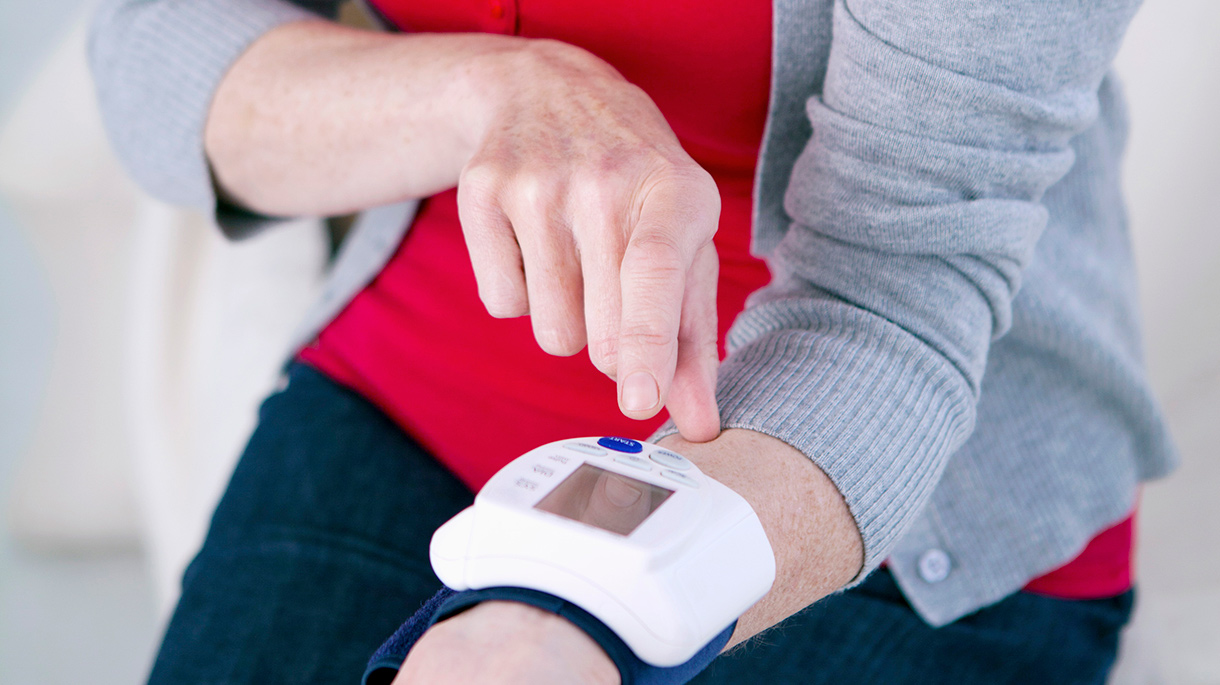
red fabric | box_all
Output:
[1023,512,1135,599]
[298,0,1132,600]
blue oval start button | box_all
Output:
[597,436,643,453]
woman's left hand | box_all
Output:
[393,601,619,685]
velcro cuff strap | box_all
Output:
[362,586,735,685]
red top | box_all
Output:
[298,0,1132,600]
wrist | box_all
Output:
[426,601,621,685]
[460,37,628,152]
[434,34,533,165]
[657,429,864,648]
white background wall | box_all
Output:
[0,3,162,683]
[1118,2,1220,403]
[0,1,1217,683]
[1112,4,1220,682]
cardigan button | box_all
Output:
[918,549,952,583]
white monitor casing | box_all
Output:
[430,437,775,667]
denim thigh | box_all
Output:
[147,363,471,684]
[692,569,1133,685]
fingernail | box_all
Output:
[621,371,659,412]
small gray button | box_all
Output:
[661,469,699,488]
[614,454,653,471]
[918,549,952,583]
[515,478,538,491]
[532,465,554,477]
[565,442,607,456]
[649,449,691,470]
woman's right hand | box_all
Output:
[206,24,722,440]
[456,40,722,441]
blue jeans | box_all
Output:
[147,363,1133,684]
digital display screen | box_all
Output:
[534,463,674,536]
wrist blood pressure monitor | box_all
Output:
[430,436,775,666]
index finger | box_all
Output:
[616,170,720,421]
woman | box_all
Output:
[90,0,1175,682]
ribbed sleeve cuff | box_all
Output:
[91,0,320,211]
[654,299,975,580]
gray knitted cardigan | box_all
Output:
[90,0,1176,625]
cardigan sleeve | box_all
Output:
[88,0,338,236]
[671,0,1143,578]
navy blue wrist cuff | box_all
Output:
[362,586,734,685]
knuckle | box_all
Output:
[571,169,614,208]
[478,269,528,318]
[459,161,504,199]
[516,173,557,217]
[618,325,675,354]
[628,230,685,257]
[587,333,619,369]
[485,301,528,319]
[511,170,544,205]
[481,290,528,319]
[623,234,689,275]
[643,162,721,226]
[506,170,567,236]
[643,155,703,184]
[458,165,509,229]
[662,159,717,192]
[570,174,627,242]
[536,325,585,357]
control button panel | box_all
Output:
[614,454,653,471]
[661,469,699,488]
[649,449,691,471]
[598,436,643,453]
[565,442,608,456]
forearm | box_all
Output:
[205,21,523,216]
[657,429,862,648]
